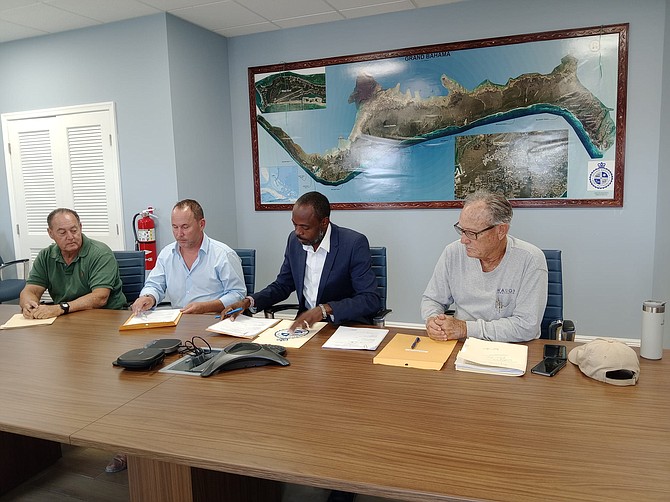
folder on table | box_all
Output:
[373,333,457,370]
[0,314,57,330]
[119,309,183,331]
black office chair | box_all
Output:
[370,246,392,325]
[263,246,391,324]
[541,249,563,339]
[0,255,29,304]
[113,250,146,305]
[233,248,256,294]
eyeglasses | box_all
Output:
[453,222,496,240]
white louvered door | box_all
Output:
[2,103,124,267]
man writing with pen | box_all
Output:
[222,191,380,333]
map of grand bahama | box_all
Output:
[252,29,622,206]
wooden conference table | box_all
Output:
[0,305,669,502]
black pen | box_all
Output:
[410,336,421,350]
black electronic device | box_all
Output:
[197,342,289,377]
[531,344,567,377]
[113,348,166,369]
[144,338,182,354]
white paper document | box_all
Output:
[253,319,326,348]
[322,326,389,350]
[206,315,280,338]
[455,337,528,376]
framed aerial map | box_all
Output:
[248,24,628,210]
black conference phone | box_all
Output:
[196,342,289,377]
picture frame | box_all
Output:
[249,23,628,210]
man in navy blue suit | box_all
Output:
[224,191,380,331]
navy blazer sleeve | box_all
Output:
[320,226,380,324]
[252,224,381,324]
[251,233,302,310]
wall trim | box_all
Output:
[383,321,642,346]
[269,315,641,347]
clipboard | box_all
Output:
[119,309,183,331]
[373,333,457,370]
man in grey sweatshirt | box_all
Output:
[421,190,547,343]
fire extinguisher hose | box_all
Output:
[132,213,141,251]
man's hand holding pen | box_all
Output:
[21,300,40,319]
[221,299,249,320]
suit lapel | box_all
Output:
[317,224,338,303]
[296,244,307,305]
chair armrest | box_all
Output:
[263,303,300,319]
[0,258,29,280]
[372,308,392,327]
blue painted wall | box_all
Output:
[227,0,669,338]
[165,15,237,243]
[0,14,236,254]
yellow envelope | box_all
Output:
[373,333,457,370]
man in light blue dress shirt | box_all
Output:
[130,199,246,315]
[109,199,247,472]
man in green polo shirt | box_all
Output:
[19,208,126,319]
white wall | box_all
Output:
[654,1,670,347]
[228,0,668,337]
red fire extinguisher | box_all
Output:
[133,207,157,270]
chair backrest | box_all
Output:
[369,247,388,311]
[233,248,256,295]
[113,250,146,304]
[0,255,28,304]
[541,249,563,339]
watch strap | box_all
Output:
[245,296,257,314]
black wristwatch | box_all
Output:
[59,302,70,315]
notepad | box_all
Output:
[454,337,528,376]
[206,315,281,338]
[373,333,457,370]
[322,326,388,350]
[0,314,57,330]
[119,309,183,330]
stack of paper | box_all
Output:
[455,337,528,376]
[322,326,388,350]
[206,315,280,338]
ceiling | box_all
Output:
[0,0,464,43]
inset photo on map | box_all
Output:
[255,68,326,114]
[454,130,568,199]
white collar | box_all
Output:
[302,223,331,253]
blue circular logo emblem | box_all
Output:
[589,166,613,189]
